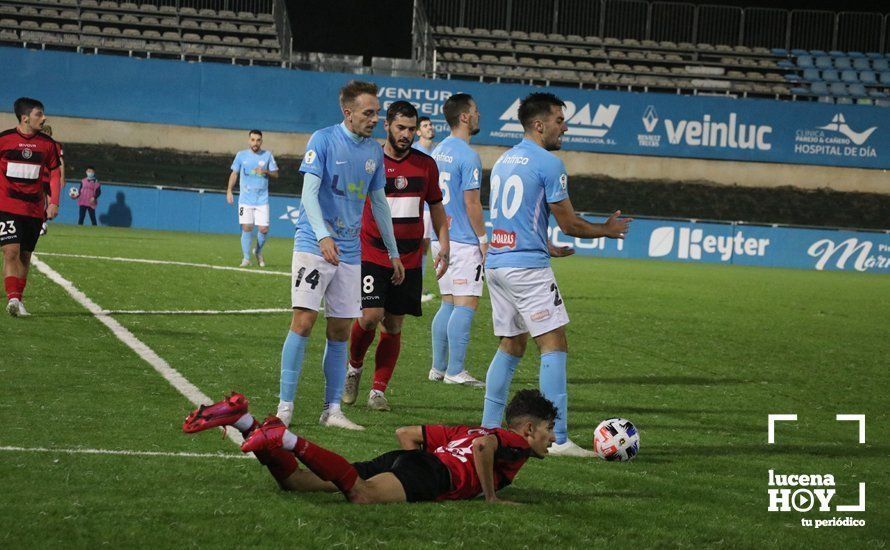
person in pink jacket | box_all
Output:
[77,166,101,226]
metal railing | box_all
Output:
[424,0,888,52]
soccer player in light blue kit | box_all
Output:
[227,130,278,267]
[413,116,436,302]
[480,93,632,456]
[276,81,405,430]
[428,94,488,387]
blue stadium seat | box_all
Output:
[829,82,848,96]
[826,50,843,57]
[790,86,810,95]
[835,96,853,105]
[866,52,883,59]
[777,59,795,69]
[876,98,890,107]
[817,95,834,104]
[848,84,867,98]
[790,48,809,57]
[859,70,877,84]
[810,82,829,95]
[848,51,865,58]
[873,59,888,71]
[796,55,813,68]
[852,58,871,70]
[835,57,853,69]
[840,70,859,83]
[821,69,840,82]
[784,73,801,83]
[880,72,890,85]
[771,48,788,56]
[815,56,833,69]
[868,89,888,99]
[802,68,821,81]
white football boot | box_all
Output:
[276,401,294,427]
[428,368,445,382]
[319,409,365,431]
[548,439,597,458]
[444,370,485,388]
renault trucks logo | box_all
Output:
[638,111,772,150]
[807,238,890,272]
[648,226,770,261]
[794,114,877,159]
[495,99,620,145]
[491,229,516,249]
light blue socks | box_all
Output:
[540,351,568,444]
[430,301,454,373]
[279,330,309,402]
[481,350,522,428]
[445,306,475,376]
[240,229,253,260]
[322,339,348,405]
[256,230,267,253]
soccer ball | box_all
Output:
[68,187,80,199]
[593,418,640,461]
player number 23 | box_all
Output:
[0,220,16,236]
[489,175,524,220]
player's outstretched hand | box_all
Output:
[603,210,633,239]
[434,246,450,279]
[548,244,575,258]
[226,192,234,205]
[45,203,58,220]
[487,497,521,506]
[319,237,340,266]
[390,257,405,285]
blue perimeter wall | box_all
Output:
[2,48,890,169]
[55,183,890,274]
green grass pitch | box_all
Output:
[2,224,887,548]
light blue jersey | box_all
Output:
[431,136,482,245]
[485,138,569,270]
[231,149,277,206]
[412,141,434,156]
[295,123,385,265]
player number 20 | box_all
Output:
[489,175,523,220]
[0,220,16,236]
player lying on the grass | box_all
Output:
[183,388,556,504]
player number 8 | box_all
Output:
[362,275,374,294]
[489,175,523,220]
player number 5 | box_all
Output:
[438,171,451,205]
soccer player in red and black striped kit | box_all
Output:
[342,101,451,411]
[1,98,62,317]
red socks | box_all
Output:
[349,320,376,368]
[373,331,401,392]
[294,437,358,494]
[4,276,25,301]
[242,418,299,483]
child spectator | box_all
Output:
[78,167,101,226]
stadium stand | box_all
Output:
[0,0,284,65]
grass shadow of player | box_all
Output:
[99,191,133,228]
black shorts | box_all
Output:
[361,262,423,317]
[352,450,451,502]
[0,211,42,252]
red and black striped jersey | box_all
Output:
[360,148,441,269]
[0,128,60,219]
[422,424,532,501]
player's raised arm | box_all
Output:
[395,426,424,450]
[550,197,632,240]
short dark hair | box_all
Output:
[418,116,431,124]
[518,92,566,130]
[386,101,418,123]
[504,389,558,427]
[339,80,378,108]
[442,93,474,128]
[249,129,263,137]
[14,97,44,122]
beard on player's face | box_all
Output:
[387,131,412,153]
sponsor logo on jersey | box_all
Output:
[21,148,32,160]
[304,150,316,164]
[394,175,408,190]
[491,229,517,249]
[559,173,568,190]
[531,310,552,322]
[365,159,377,174]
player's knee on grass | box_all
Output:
[290,308,318,336]
[534,326,568,353]
[500,334,528,357]
[380,313,404,335]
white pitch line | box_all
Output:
[37,252,289,276]
[107,308,292,315]
[0,445,250,460]
[31,255,244,448]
